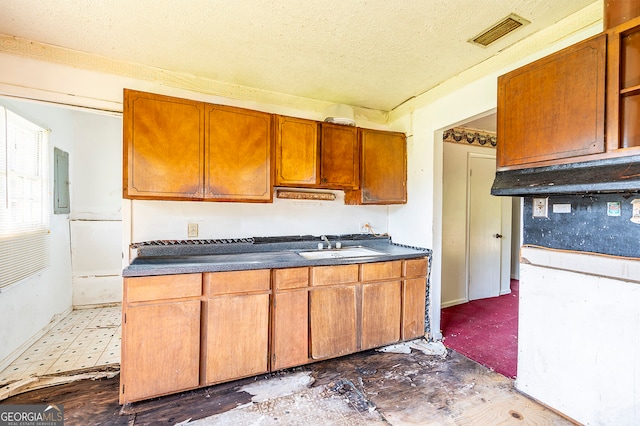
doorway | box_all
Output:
[440,120,520,378]
[440,129,512,307]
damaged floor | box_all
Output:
[4,342,575,425]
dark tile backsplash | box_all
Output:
[522,194,640,258]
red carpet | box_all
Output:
[440,279,519,378]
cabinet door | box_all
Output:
[120,299,201,403]
[272,290,309,370]
[402,278,427,340]
[309,286,357,359]
[275,116,318,186]
[123,89,205,200]
[204,294,270,384]
[497,33,606,168]
[361,280,401,350]
[607,18,640,150]
[346,129,406,204]
[319,123,359,189]
[205,105,273,201]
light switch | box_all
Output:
[532,198,548,218]
[187,223,198,238]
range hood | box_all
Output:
[491,155,640,196]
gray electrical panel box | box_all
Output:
[54,147,70,214]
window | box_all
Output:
[0,105,50,289]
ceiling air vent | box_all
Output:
[469,14,530,47]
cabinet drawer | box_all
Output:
[274,267,309,290]
[361,261,402,282]
[204,269,271,296]
[311,264,359,286]
[403,258,428,278]
[125,274,202,303]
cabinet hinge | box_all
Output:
[123,313,126,324]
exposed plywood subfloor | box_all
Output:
[5,345,576,425]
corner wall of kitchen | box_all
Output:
[387,3,602,344]
[0,100,74,366]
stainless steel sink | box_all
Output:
[297,246,384,260]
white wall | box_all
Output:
[518,247,640,425]
[129,194,388,245]
[0,100,74,366]
[388,18,602,340]
[68,109,123,307]
[0,98,123,366]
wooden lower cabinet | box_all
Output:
[120,274,202,404]
[362,280,402,350]
[203,294,270,384]
[310,286,358,359]
[271,268,310,370]
[402,278,427,340]
[361,261,402,350]
[272,290,309,369]
[402,258,429,340]
[202,270,271,385]
[309,264,359,360]
[121,258,428,404]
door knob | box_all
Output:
[494,233,503,238]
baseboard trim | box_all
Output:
[73,302,121,310]
[0,306,73,373]
[441,298,468,309]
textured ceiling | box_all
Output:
[0,0,598,112]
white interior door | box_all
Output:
[468,154,502,300]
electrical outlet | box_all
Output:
[532,198,548,218]
[187,223,198,238]
[359,222,371,233]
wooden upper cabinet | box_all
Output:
[607,16,640,151]
[274,116,358,189]
[205,105,273,202]
[497,34,607,169]
[123,89,205,200]
[275,115,318,186]
[345,129,407,204]
[319,123,359,189]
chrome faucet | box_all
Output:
[320,235,332,249]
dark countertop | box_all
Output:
[123,234,431,277]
